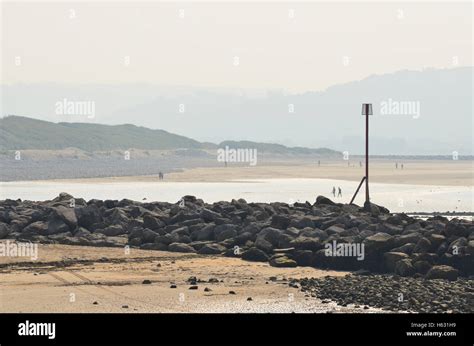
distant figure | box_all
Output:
[338,187,342,197]
[359,161,362,167]
[332,186,336,197]
[318,160,321,167]
[158,172,164,180]
[395,163,398,169]
[401,163,404,170]
[225,160,228,167]
[347,161,350,167]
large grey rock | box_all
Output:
[395,233,422,247]
[52,205,77,229]
[168,242,196,253]
[364,232,395,251]
[383,252,409,272]
[426,265,459,281]
[315,196,336,206]
[198,243,226,255]
[395,259,416,277]
[47,218,69,235]
[241,247,269,262]
[269,255,297,268]
[191,224,215,241]
[200,208,221,222]
[271,215,291,230]
[75,205,101,228]
[293,250,313,266]
[255,237,273,253]
[413,237,432,253]
[0,222,10,239]
[290,237,323,251]
[143,214,165,230]
[97,225,126,236]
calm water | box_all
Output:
[0,178,472,213]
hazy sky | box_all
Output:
[2,1,472,92]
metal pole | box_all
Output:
[365,104,369,204]
[350,176,366,204]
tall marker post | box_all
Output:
[350,103,373,206]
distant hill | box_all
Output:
[0,116,207,151]
[0,116,340,156]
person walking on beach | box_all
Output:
[318,160,321,167]
[338,187,342,197]
[359,161,362,167]
[332,186,336,197]
[401,163,404,170]
[395,163,398,169]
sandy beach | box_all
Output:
[0,243,381,313]
[39,160,473,187]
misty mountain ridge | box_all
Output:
[1,67,472,155]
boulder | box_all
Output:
[143,215,165,230]
[326,225,345,236]
[315,196,336,206]
[395,233,422,247]
[468,240,474,255]
[155,233,180,245]
[426,265,459,281]
[271,215,291,230]
[214,224,237,241]
[198,243,226,255]
[394,259,416,277]
[241,247,269,262]
[293,250,313,266]
[413,260,432,274]
[22,221,48,236]
[52,205,77,229]
[75,205,101,228]
[215,228,237,242]
[364,232,395,252]
[444,221,469,238]
[428,234,446,249]
[141,243,168,251]
[413,237,432,253]
[376,223,403,235]
[97,225,126,236]
[200,208,221,222]
[191,224,215,241]
[290,237,323,251]
[255,237,273,253]
[141,229,159,243]
[168,242,196,253]
[46,218,69,235]
[390,243,416,255]
[0,222,10,239]
[289,217,315,229]
[269,255,297,268]
[383,252,409,272]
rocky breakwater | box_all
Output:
[0,193,472,281]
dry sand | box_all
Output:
[47,160,473,187]
[0,243,382,313]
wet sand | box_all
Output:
[41,160,473,187]
[0,243,382,313]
